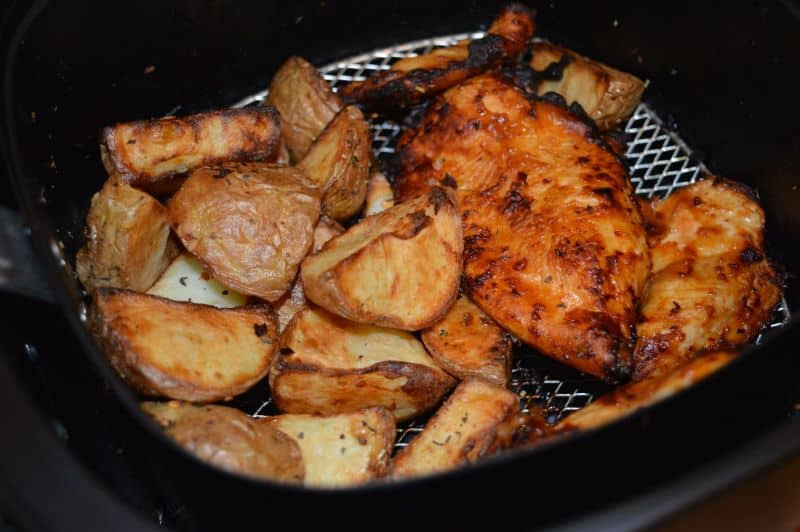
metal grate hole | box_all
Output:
[231,33,791,451]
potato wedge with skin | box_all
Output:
[274,216,344,332]
[90,289,278,402]
[265,407,395,487]
[296,105,371,221]
[530,42,645,130]
[421,295,512,387]
[392,379,523,478]
[101,107,281,193]
[168,163,320,302]
[76,176,178,293]
[266,56,344,161]
[301,186,463,330]
[142,402,304,483]
[363,170,394,216]
[270,306,456,422]
[147,252,247,308]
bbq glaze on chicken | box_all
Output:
[394,74,650,382]
[633,178,782,380]
[339,4,535,110]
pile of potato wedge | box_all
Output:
[78,53,542,486]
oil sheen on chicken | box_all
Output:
[394,74,650,382]
[633,178,782,380]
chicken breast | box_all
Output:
[339,4,535,109]
[394,74,649,382]
[633,178,782,380]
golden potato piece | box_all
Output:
[146,252,246,308]
[274,216,344,333]
[142,402,304,483]
[265,407,395,487]
[296,105,371,221]
[392,379,523,478]
[101,107,281,193]
[168,163,320,302]
[266,56,343,161]
[89,288,278,402]
[421,295,512,387]
[301,187,463,330]
[76,176,178,293]
[363,170,394,216]
[530,42,645,130]
[270,306,455,422]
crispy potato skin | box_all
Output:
[392,378,523,478]
[76,176,178,293]
[274,216,344,333]
[364,170,395,216]
[101,107,281,193]
[297,105,371,221]
[421,295,512,387]
[90,289,278,402]
[530,42,645,130]
[394,75,649,382]
[339,4,535,109]
[143,402,304,483]
[168,163,320,302]
[270,307,455,422]
[265,407,395,486]
[633,178,782,380]
[266,56,344,161]
[301,187,463,331]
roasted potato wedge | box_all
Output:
[142,402,304,483]
[90,289,278,402]
[421,295,512,387]
[265,407,395,487]
[363,170,394,216]
[266,56,344,161]
[270,306,456,422]
[530,42,645,130]
[76,176,178,293]
[100,107,281,193]
[296,105,371,221]
[274,216,344,332]
[392,378,523,478]
[146,252,246,308]
[168,163,320,302]
[301,186,463,330]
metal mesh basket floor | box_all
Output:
[234,33,791,450]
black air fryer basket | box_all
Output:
[1,1,799,531]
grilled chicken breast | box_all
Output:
[394,74,649,382]
[339,4,535,109]
[633,178,782,380]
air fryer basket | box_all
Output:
[2,1,800,531]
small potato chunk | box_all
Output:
[363,170,395,216]
[297,105,371,221]
[146,252,246,308]
[90,288,278,402]
[101,107,281,193]
[76,176,178,293]
[143,402,304,483]
[421,295,512,387]
[168,163,320,302]
[392,379,522,478]
[266,56,343,161]
[530,42,645,130]
[270,306,456,422]
[265,407,395,487]
[301,187,463,330]
[274,216,344,332]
